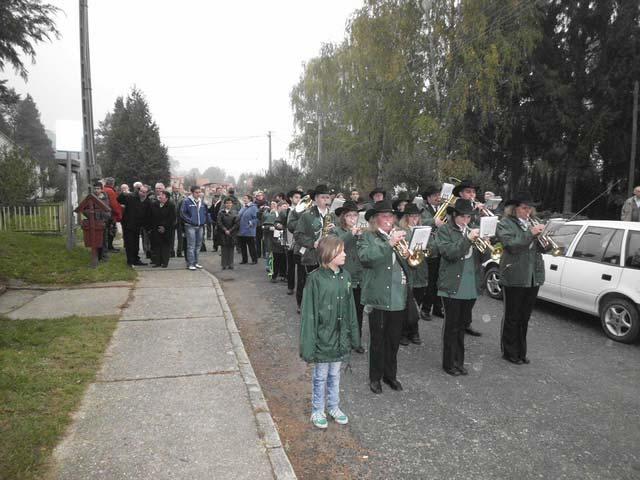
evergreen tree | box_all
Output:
[13,94,55,195]
[96,88,171,186]
[0,146,38,204]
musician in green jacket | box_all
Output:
[421,184,445,319]
[496,192,546,365]
[330,200,365,353]
[435,199,484,376]
[358,200,415,394]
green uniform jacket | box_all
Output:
[357,230,414,310]
[435,223,483,296]
[294,206,324,266]
[496,216,545,287]
[330,226,363,287]
[299,267,361,363]
[421,204,436,227]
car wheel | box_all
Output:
[600,297,640,343]
[483,265,503,300]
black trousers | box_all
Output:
[272,252,287,279]
[502,286,539,360]
[442,297,476,370]
[425,257,442,314]
[221,244,235,268]
[123,228,141,265]
[238,236,257,263]
[401,290,420,339]
[295,259,307,307]
[369,308,405,382]
[150,230,171,267]
[176,223,185,256]
[352,287,365,341]
[255,227,263,257]
[286,249,296,290]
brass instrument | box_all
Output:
[294,195,313,213]
[463,226,501,257]
[473,200,495,217]
[322,212,334,238]
[529,216,563,256]
[434,195,459,223]
[390,228,424,266]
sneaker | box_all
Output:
[195,264,203,269]
[311,412,328,429]
[328,408,349,425]
[187,265,197,271]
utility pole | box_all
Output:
[630,80,639,196]
[79,0,99,190]
[267,131,272,174]
[317,113,323,166]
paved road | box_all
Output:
[201,251,640,480]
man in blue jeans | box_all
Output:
[180,185,209,271]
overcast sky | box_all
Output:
[5,0,363,180]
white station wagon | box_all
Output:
[483,220,640,343]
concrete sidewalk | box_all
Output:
[52,265,296,479]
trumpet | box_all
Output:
[463,226,502,257]
[294,195,313,213]
[389,228,424,266]
[528,216,563,256]
[473,200,495,217]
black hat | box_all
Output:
[365,199,394,221]
[335,200,359,217]
[447,198,475,216]
[452,179,478,197]
[287,189,304,200]
[402,203,423,216]
[310,184,330,200]
[392,198,409,211]
[504,191,538,207]
[369,187,386,200]
[421,184,440,198]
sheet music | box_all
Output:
[480,216,498,238]
[485,196,502,210]
[273,229,282,239]
[409,226,432,250]
[440,183,454,198]
[329,198,345,213]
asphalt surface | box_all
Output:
[201,249,640,480]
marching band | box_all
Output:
[280,180,553,413]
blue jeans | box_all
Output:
[311,361,341,415]
[185,224,203,266]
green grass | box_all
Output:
[0,232,136,285]
[0,315,119,480]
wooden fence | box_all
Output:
[0,203,65,233]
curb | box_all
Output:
[204,270,297,480]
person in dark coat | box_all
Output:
[420,184,445,318]
[118,185,151,266]
[217,198,239,269]
[270,201,289,282]
[149,190,176,268]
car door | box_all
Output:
[560,226,625,314]
[620,229,640,302]
[538,223,583,304]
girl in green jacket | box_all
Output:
[300,236,361,429]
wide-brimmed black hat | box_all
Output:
[447,198,474,215]
[365,200,394,221]
[335,200,359,217]
[392,198,409,211]
[403,203,423,216]
[452,179,478,197]
[504,191,538,207]
[287,189,304,200]
[310,184,330,200]
[421,184,440,198]
[369,187,386,200]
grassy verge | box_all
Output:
[0,315,119,480]
[0,232,136,285]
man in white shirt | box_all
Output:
[621,186,640,222]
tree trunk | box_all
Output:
[563,162,576,214]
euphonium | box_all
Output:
[434,195,459,223]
